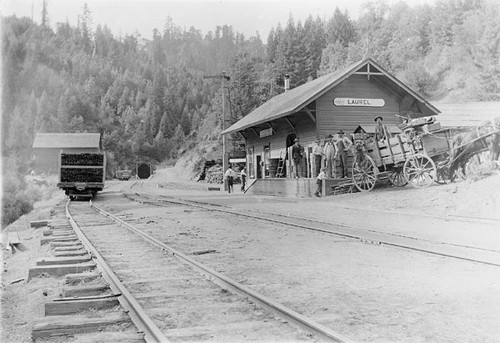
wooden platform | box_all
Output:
[245,178,356,198]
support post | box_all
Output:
[222,74,228,191]
[204,72,231,191]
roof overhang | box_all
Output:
[222,58,440,136]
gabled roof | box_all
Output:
[32,133,101,149]
[432,102,500,127]
[223,58,440,135]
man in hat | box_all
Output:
[224,165,236,194]
[335,130,352,178]
[374,116,391,141]
[312,138,324,177]
[291,137,304,178]
[323,134,336,178]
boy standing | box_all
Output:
[315,167,327,197]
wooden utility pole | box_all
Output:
[203,72,230,190]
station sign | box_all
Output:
[333,98,385,107]
[260,128,273,138]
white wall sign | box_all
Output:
[260,128,273,138]
[333,98,385,107]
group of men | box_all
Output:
[293,116,391,179]
[223,166,246,194]
[292,130,353,179]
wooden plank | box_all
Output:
[374,140,385,168]
[164,321,276,339]
[55,250,88,257]
[63,284,111,297]
[30,220,48,228]
[28,263,96,280]
[50,241,83,248]
[31,312,130,339]
[36,255,92,266]
[397,135,407,160]
[65,272,101,285]
[56,293,119,302]
[71,331,145,343]
[43,230,74,237]
[54,245,84,252]
[49,224,72,230]
[8,232,21,246]
[385,138,396,164]
[45,298,119,316]
[41,236,79,245]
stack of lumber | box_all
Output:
[61,154,104,166]
[60,169,103,183]
[204,165,223,184]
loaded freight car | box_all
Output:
[56,152,106,200]
[115,169,132,181]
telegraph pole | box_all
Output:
[203,72,230,191]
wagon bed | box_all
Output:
[352,120,453,191]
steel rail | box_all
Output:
[65,200,169,343]
[131,181,500,227]
[128,190,500,267]
[89,201,355,343]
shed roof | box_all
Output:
[223,58,440,135]
[432,102,500,128]
[32,133,101,149]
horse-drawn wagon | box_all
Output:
[352,117,451,191]
[351,116,500,192]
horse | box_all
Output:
[488,117,500,163]
[448,118,500,181]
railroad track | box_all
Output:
[65,200,353,342]
[29,184,498,342]
[125,187,500,268]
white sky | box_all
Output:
[2,0,435,40]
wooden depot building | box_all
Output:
[32,133,101,174]
[222,58,441,197]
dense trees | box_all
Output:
[2,0,499,226]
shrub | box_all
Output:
[2,180,34,228]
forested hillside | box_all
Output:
[2,0,499,226]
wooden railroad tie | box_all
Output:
[28,262,96,280]
[62,284,111,298]
[31,312,131,339]
[30,220,48,228]
[45,297,120,316]
[65,272,101,285]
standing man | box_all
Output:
[374,116,391,141]
[291,138,304,178]
[312,138,324,177]
[324,134,336,178]
[240,167,247,192]
[335,130,352,179]
[224,165,236,193]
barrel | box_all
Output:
[267,158,280,178]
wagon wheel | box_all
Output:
[388,168,408,187]
[352,155,377,192]
[404,154,437,188]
